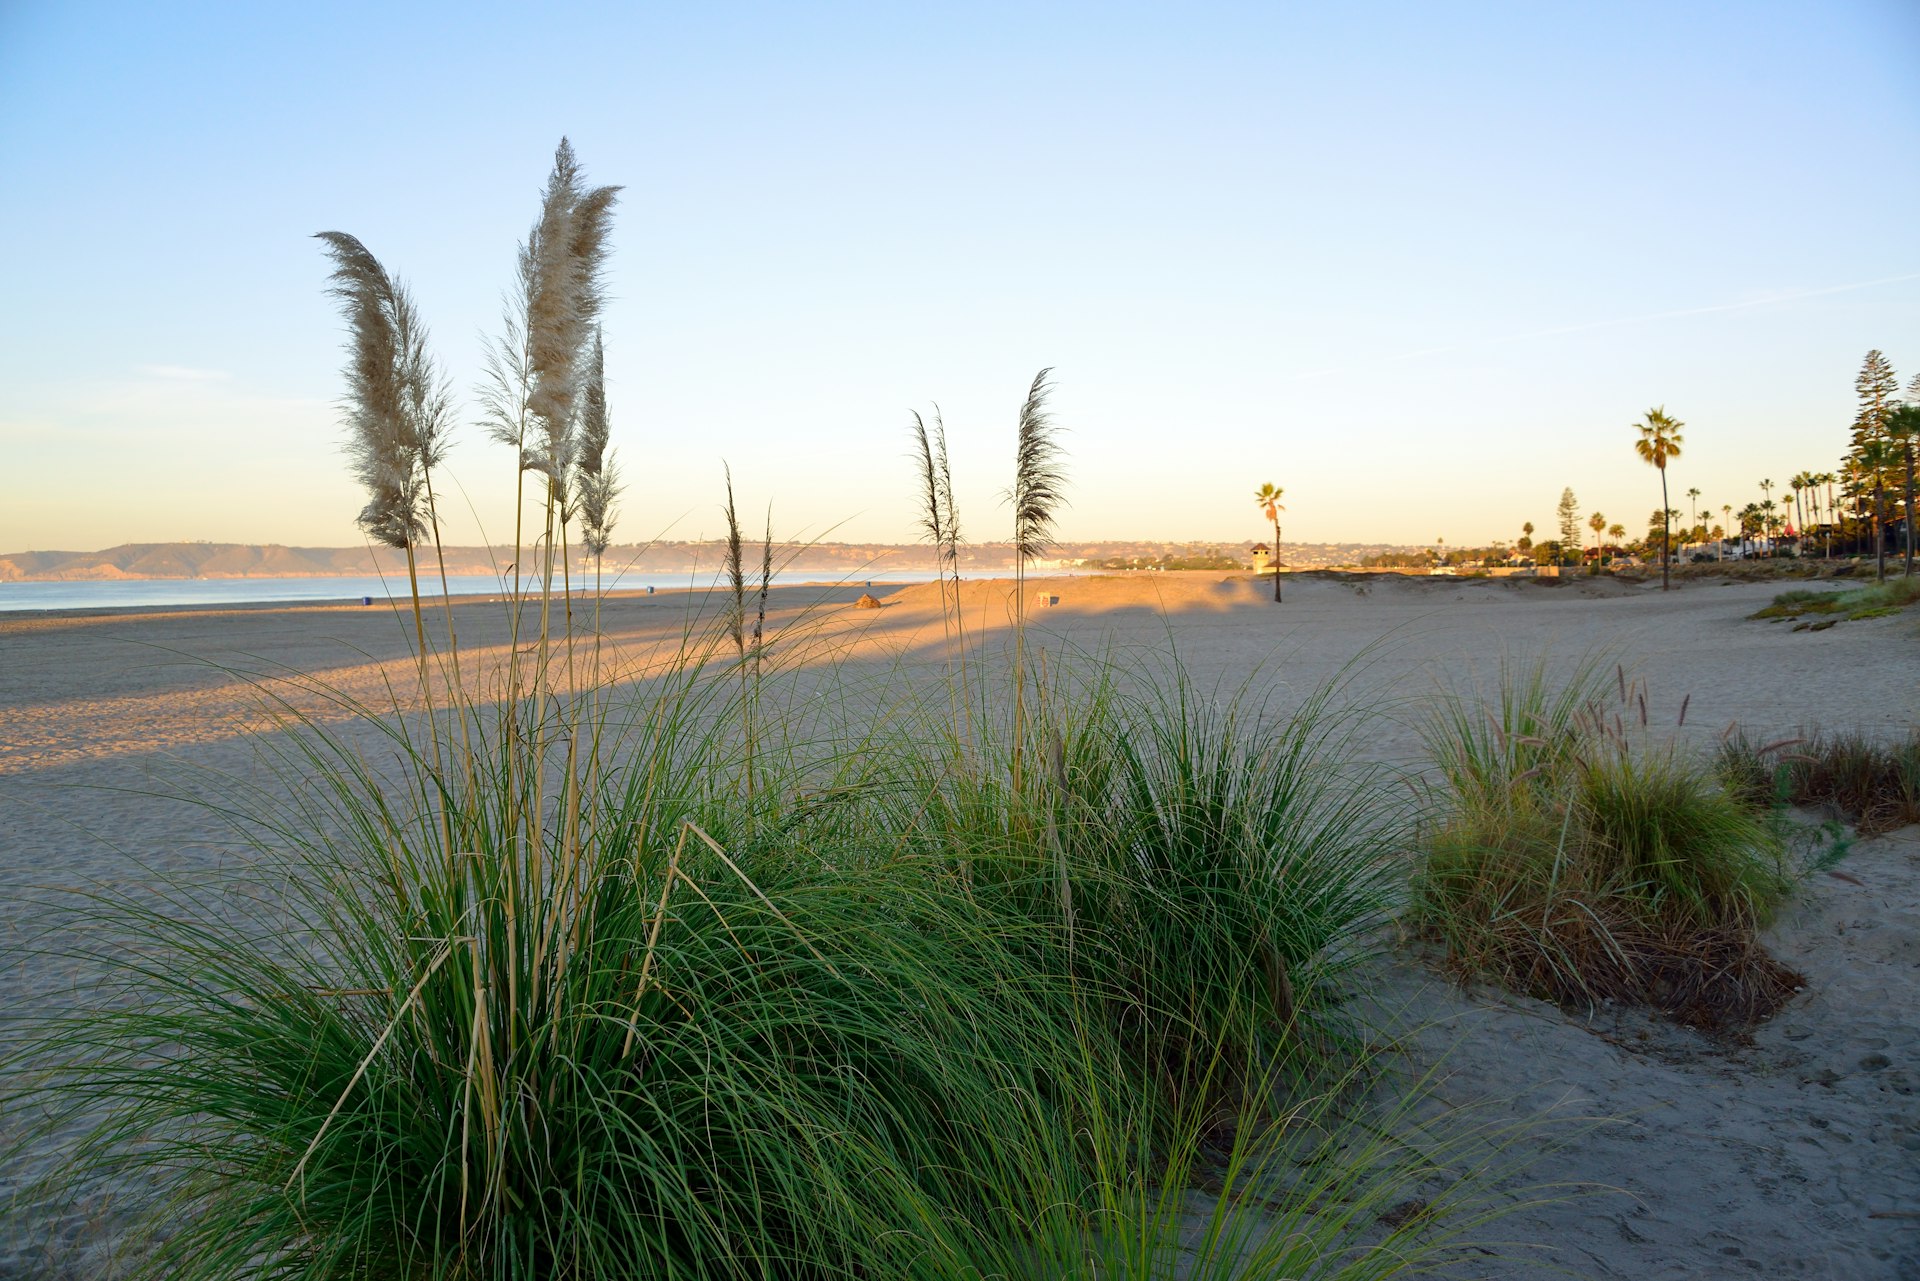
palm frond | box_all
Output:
[1009,368,1065,563]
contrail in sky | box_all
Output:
[1280,269,1920,383]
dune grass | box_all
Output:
[1717,724,1920,836]
[885,650,1405,1122]
[3,618,1565,1278]
[1413,659,1800,1028]
[1751,574,1920,626]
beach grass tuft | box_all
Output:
[1718,724,1920,836]
[1414,658,1801,1029]
[1750,574,1920,623]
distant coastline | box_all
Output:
[0,539,1428,583]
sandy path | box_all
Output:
[1,571,1915,1277]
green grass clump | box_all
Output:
[1718,724,1920,836]
[14,668,1142,1279]
[1752,575,1920,622]
[893,657,1403,1118]
[1414,660,1798,1028]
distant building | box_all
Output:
[1250,543,1271,574]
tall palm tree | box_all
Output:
[1588,510,1606,562]
[1886,405,1920,577]
[1857,440,1897,580]
[1792,470,1819,548]
[1686,487,1700,541]
[1757,479,1775,552]
[1721,504,1733,560]
[1254,483,1285,602]
[1818,473,1837,557]
[1634,407,1685,589]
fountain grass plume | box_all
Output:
[909,410,952,633]
[933,405,961,560]
[909,409,945,553]
[575,328,619,558]
[722,464,747,656]
[1009,367,1064,565]
[754,506,773,665]
[910,404,974,747]
[313,230,451,551]
[523,139,620,491]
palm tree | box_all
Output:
[1857,440,1897,580]
[1686,487,1701,540]
[1817,473,1837,557]
[1858,441,1904,580]
[1254,483,1285,602]
[1634,408,1685,589]
[1886,405,1920,577]
[1790,471,1816,549]
[1588,510,1606,562]
[1720,503,1733,560]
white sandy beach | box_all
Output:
[1,570,1916,1278]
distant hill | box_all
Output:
[0,539,1427,582]
[0,544,406,581]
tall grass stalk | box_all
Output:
[1007,367,1063,796]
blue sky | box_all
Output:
[2,0,1916,552]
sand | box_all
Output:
[1,570,1916,1277]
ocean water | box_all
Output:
[0,568,942,613]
